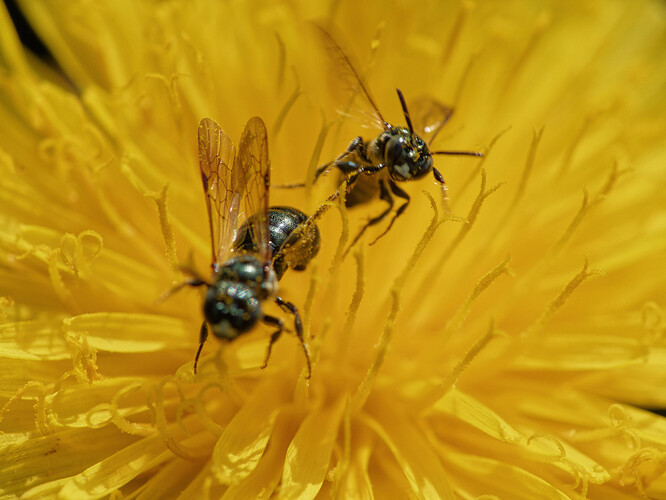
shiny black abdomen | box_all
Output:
[234,206,320,279]
[235,206,306,256]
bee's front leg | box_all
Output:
[314,136,365,181]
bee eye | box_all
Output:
[385,136,407,167]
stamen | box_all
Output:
[302,260,320,340]
[551,178,616,255]
[64,331,101,382]
[566,404,640,449]
[435,320,501,401]
[305,118,332,198]
[273,76,301,137]
[151,378,209,460]
[148,184,178,266]
[456,126,509,202]
[353,192,440,411]
[143,72,184,115]
[48,248,69,301]
[110,382,153,436]
[512,127,545,208]
[274,32,286,90]
[641,302,664,343]
[526,433,591,496]
[559,112,600,174]
[0,381,52,435]
[523,259,603,338]
[619,448,666,498]
[440,169,505,270]
[440,1,474,69]
[326,182,350,274]
[444,256,514,338]
[335,245,365,361]
[499,11,551,100]
[452,49,480,110]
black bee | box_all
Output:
[312,27,483,251]
[174,117,317,376]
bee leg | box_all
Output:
[346,136,364,153]
[433,167,452,215]
[158,277,208,302]
[344,179,394,256]
[314,137,364,182]
[336,161,361,174]
[275,296,312,379]
[281,163,387,256]
[273,181,306,189]
[261,314,283,371]
[313,162,334,182]
[369,180,410,245]
[193,321,208,374]
[314,158,357,184]
[327,163,385,204]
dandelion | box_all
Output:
[1,0,665,498]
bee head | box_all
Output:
[385,128,433,181]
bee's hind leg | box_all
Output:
[272,296,312,379]
[193,321,209,374]
[261,314,283,371]
[344,179,394,256]
[369,180,410,245]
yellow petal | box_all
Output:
[366,395,455,499]
[63,313,190,353]
[444,449,572,499]
[212,378,292,484]
[280,397,346,499]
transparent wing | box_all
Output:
[409,96,454,144]
[197,118,239,268]
[235,116,271,265]
[313,23,388,131]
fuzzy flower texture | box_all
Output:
[1,1,666,498]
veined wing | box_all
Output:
[313,23,389,131]
[409,96,454,144]
[197,118,240,268]
[235,116,271,265]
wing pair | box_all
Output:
[197,117,271,270]
[314,23,454,144]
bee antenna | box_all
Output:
[431,150,484,158]
[396,89,415,138]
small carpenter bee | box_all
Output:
[312,27,483,250]
[174,117,317,376]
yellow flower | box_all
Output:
[1,0,666,498]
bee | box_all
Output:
[176,117,316,377]
[312,27,484,250]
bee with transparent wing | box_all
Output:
[311,26,484,252]
[172,117,315,377]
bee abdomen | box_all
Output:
[234,206,320,279]
[266,206,309,255]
